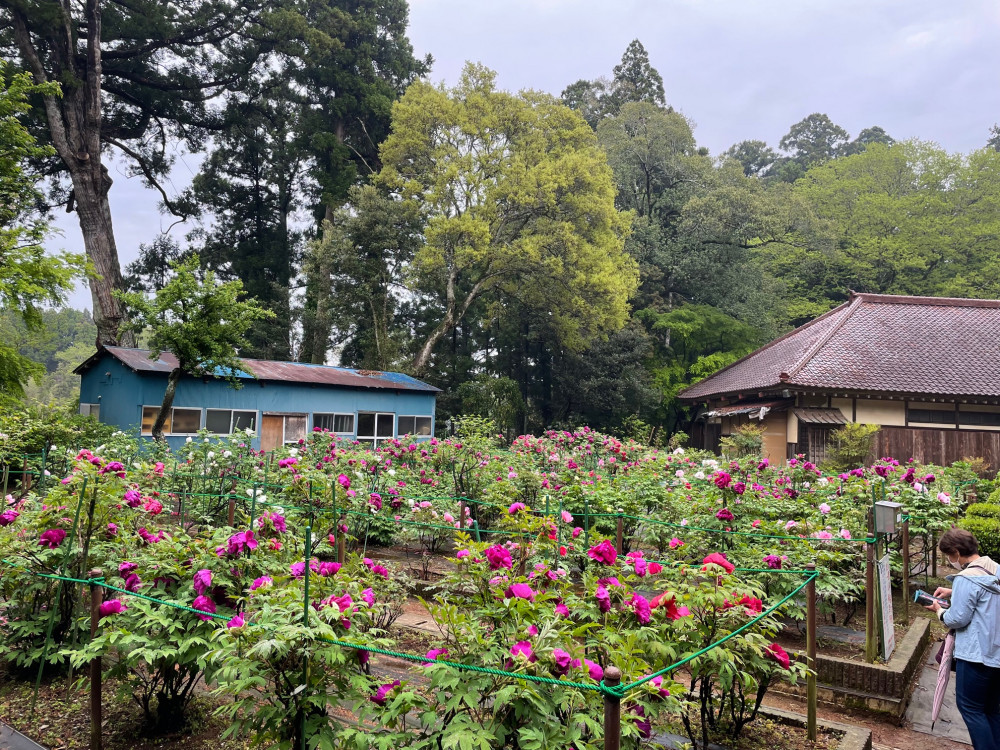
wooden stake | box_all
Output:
[603,665,621,750]
[227,495,236,527]
[865,508,877,664]
[615,515,623,552]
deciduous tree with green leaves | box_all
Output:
[378,62,638,377]
[0,65,81,401]
[117,255,273,441]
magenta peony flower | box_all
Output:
[119,561,138,575]
[595,584,612,613]
[370,680,400,706]
[123,489,142,507]
[193,569,212,596]
[629,593,651,625]
[504,583,536,602]
[584,659,603,682]
[226,613,245,630]
[715,508,735,521]
[337,473,351,490]
[551,648,573,676]
[510,641,537,663]
[485,545,513,570]
[555,601,570,617]
[0,509,19,526]
[250,576,273,591]
[732,481,746,495]
[123,573,142,592]
[455,550,470,559]
[38,529,67,549]
[192,595,217,621]
[713,471,732,489]
[587,539,617,565]
[508,502,526,514]
[361,588,375,607]
[425,648,448,665]
[763,554,782,570]
[99,599,127,618]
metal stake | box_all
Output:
[806,562,817,741]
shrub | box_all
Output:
[825,423,879,471]
[959,515,1000,560]
[719,424,764,460]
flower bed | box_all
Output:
[0,428,968,747]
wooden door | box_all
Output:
[261,415,284,453]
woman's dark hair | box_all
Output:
[938,528,979,558]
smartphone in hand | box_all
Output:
[914,590,950,608]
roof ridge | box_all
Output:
[782,294,865,382]
[677,299,853,399]
[851,292,1000,308]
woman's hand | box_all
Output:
[925,601,942,613]
[933,587,952,599]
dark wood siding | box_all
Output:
[870,426,1000,470]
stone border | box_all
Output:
[758,705,872,750]
[774,617,931,716]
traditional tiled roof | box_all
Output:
[75,347,441,393]
[680,293,1000,401]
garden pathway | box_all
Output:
[0,723,46,750]
[904,647,971,745]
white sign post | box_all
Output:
[877,553,895,660]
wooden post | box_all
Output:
[865,508,877,663]
[806,562,817,741]
[23,457,31,492]
[901,519,911,625]
[227,495,236,527]
[88,570,103,750]
[931,532,937,578]
[603,665,621,750]
[615,515,623,552]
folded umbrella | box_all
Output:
[931,631,956,730]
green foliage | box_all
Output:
[456,376,524,440]
[825,423,880,471]
[959,515,1000,560]
[0,405,118,463]
[719,424,765,460]
[0,65,82,400]
[379,62,638,375]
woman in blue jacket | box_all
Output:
[925,528,1000,750]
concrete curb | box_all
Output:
[759,705,873,750]
[0,723,47,750]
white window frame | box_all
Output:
[140,405,204,436]
[282,415,308,445]
[312,413,355,435]
[356,412,395,448]
[206,408,258,435]
[397,414,433,437]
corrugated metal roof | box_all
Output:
[76,347,441,393]
[680,293,1000,400]
[792,407,847,425]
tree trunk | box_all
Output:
[9,0,134,347]
[152,368,183,441]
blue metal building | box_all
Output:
[75,347,439,451]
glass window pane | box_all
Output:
[206,409,232,434]
[334,414,354,433]
[357,413,375,437]
[142,407,169,435]
[314,414,335,432]
[959,410,1000,427]
[397,416,415,435]
[284,416,306,443]
[233,411,256,432]
[171,408,201,434]
[376,413,394,437]
[415,416,432,436]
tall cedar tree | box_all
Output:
[1,0,291,345]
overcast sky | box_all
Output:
[59,0,1000,309]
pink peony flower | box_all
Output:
[715,508,735,521]
[226,613,245,630]
[560,510,574,524]
[551,648,573,676]
[818,503,831,514]
[508,502,526,514]
[361,588,375,607]
[250,576,273,591]
[0,509,19,526]
[629,593,651,624]
[702,552,735,574]
[765,643,791,669]
[584,659,604,682]
[587,539,617,565]
[595,584,612,613]
[510,641,537,663]
[424,648,449,665]
[763,554,782,570]
[648,562,663,575]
